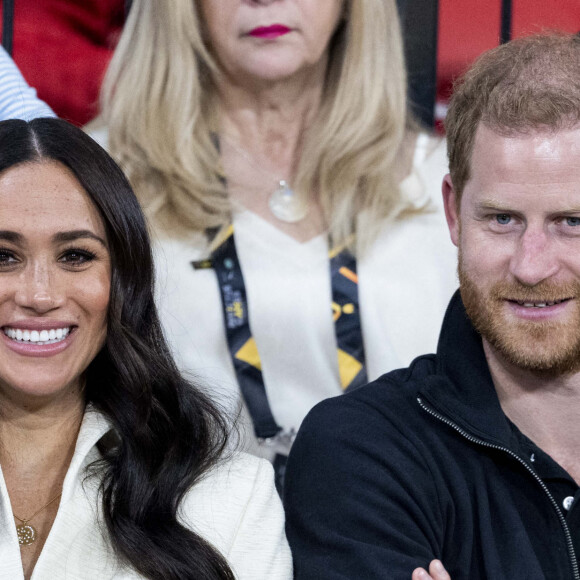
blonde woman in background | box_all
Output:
[98,0,457,484]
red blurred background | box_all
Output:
[0,0,578,127]
[438,0,579,106]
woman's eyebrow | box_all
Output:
[0,230,22,243]
[52,230,108,247]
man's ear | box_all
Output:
[442,174,460,247]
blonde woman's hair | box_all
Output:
[101,0,408,248]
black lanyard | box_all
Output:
[193,225,367,441]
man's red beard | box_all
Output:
[458,254,580,377]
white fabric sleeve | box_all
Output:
[227,459,293,579]
[0,46,56,120]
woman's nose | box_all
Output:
[14,262,65,313]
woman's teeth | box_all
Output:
[3,327,71,345]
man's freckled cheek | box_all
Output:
[463,234,510,271]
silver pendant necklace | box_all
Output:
[268,180,308,223]
[222,136,309,223]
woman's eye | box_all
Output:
[495,214,511,225]
[59,249,96,266]
[0,250,17,266]
[566,217,580,227]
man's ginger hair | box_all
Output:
[445,33,580,202]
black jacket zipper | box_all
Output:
[417,396,580,580]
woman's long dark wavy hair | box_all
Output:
[0,118,236,579]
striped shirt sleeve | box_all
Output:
[0,46,55,120]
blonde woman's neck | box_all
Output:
[215,59,326,167]
[213,65,328,242]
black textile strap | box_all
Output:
[500,0,512,44]
[2,0,14,56]
[209,228,282,440]
[330,248,368,391]
[273,453,288,497]
[195,225,367,438]
[397,0,439,128]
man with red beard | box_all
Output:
[284,33,580,580]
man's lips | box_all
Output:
[248,25,291,39]
[503,297,574,321]
[505,297,572,308]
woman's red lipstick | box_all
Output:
[249,25,291,39]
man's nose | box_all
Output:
[509,228,559,287]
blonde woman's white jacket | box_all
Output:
[0,409,293,579]
[152,134,458,460]
[89,126,458,461]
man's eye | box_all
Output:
[495,214,511,225]
[566,217,580,227]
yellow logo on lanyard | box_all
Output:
[227,300,244,319]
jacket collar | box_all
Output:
[60,406,112,503]
[419,290,518,449]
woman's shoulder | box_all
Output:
[84,118,109,150]
[413,132,448,183]
[188,451,273,499]
[180,452,293,579]
[397,131,447,208]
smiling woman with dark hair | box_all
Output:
[0,117,291,580]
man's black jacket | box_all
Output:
[284,291,580,579]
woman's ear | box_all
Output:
[442,174,460,247]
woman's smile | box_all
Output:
[0,161,111,399]
[2,321,75,357]
[4,325,71,344]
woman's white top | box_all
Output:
[153,134,458,459]
[0,410,292,579]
